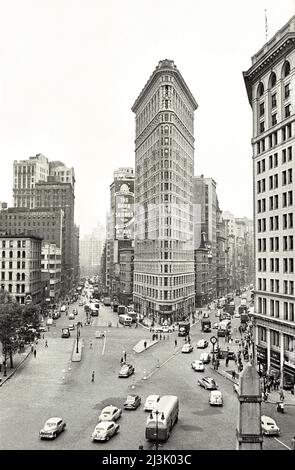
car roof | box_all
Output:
[210,390,221,395]
[46,417,62,423]
[261,415,275,422]
[102,405,117,412]
[95,421,115,429]
[146,394,159,400]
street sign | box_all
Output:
[210,336,217,345]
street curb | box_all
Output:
[0,350,32,387]
[209,365,238,385]
[71,339,83,362]
[133,340,159,354]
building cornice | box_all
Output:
[132,60,198,113]
[243,33,295,106]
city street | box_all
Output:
[0,299,294,450]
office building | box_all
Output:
[243,15,295,386]
[132,60,197,323]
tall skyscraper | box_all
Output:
[243,16,295,387]
[132,60,197,324]
[13,154,49,208]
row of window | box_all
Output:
[256,124,292,154]
[258,327,294,352]
[259,105,291,130]
[257,296,294,323]
[257,169,293,193]
[257,191,293,212]
[257,213,294,231]
[257,62,291,98]
[258,278,294,295]
[257,257,294,273]
[257,147,292,173]
[258,235,294,252]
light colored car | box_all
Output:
[209,390,223,406]
[261,415,280,436]
[213,322,219,329]
[144,394,160,411]
[197,340,208,349]
[91,421,119,442]
[68,313,75,320]
[198,377,218,390]
[118,363,135,378]
[95,330,105,339]
[182,343,194,353]
[199,352,210,364]
[39,417,66,439]
[161,326,173,333]
[68,324,75,331]
[46,318,53,326]
[78,300,84,306]
[98,405,122,422]
[191,360,205,372]
[234,313,240,318]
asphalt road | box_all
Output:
[0,297,293,450]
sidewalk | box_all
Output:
[0,348,32,387]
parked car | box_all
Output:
[118,363,135,378]
[199,352,211,364]
[198,377,218,390]
[39,417,66,439]
[197,340,209,349]
[95,330,105,338]
[182,343,194,353]
[261,415,280,436]
[46,318,53,326]
[144,394,160,411]
[209,390,223,406]
[191,360,205,372]
[91,421,119,442]
[68,324,75,331]
[98,406,122,422]
[124,394,141,410]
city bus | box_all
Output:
[118,314,132,326]
[217,319,231,337]
[145,395,179,442]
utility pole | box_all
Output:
[236,362,263,450]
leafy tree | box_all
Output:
[0,303,22,368]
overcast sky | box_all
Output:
[0,0,294,236]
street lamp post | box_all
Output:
[155,409,159,451]
[76,324,80,353]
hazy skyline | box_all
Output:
[0,0,294,236]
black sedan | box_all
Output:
[198,377,218,390]
[118,363,135,378]
[123,394,141,410]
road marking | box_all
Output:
[145,350,181,379]
[274,437,291,450]
[102,335,107,356]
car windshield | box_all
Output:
[45,422,56,428]
[266,421,274,426]
[95,426,106,432]
[102,411,111,415]
[126,396,135,402]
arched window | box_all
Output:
[270,72,277,88]
[282,60,291,78]
[17,251,21,258]
[16,273,20,281]
[257,82,264,97]
[9,251,13,258]
[22,251,26,258]
[21,273,25,281]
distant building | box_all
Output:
[119,246,134,305]
[0,235,42,304]
[243,15,295,385]
[13,154,49,208]
[106,168,134,298]
[41,242,61,300]
[80,224,105,276]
